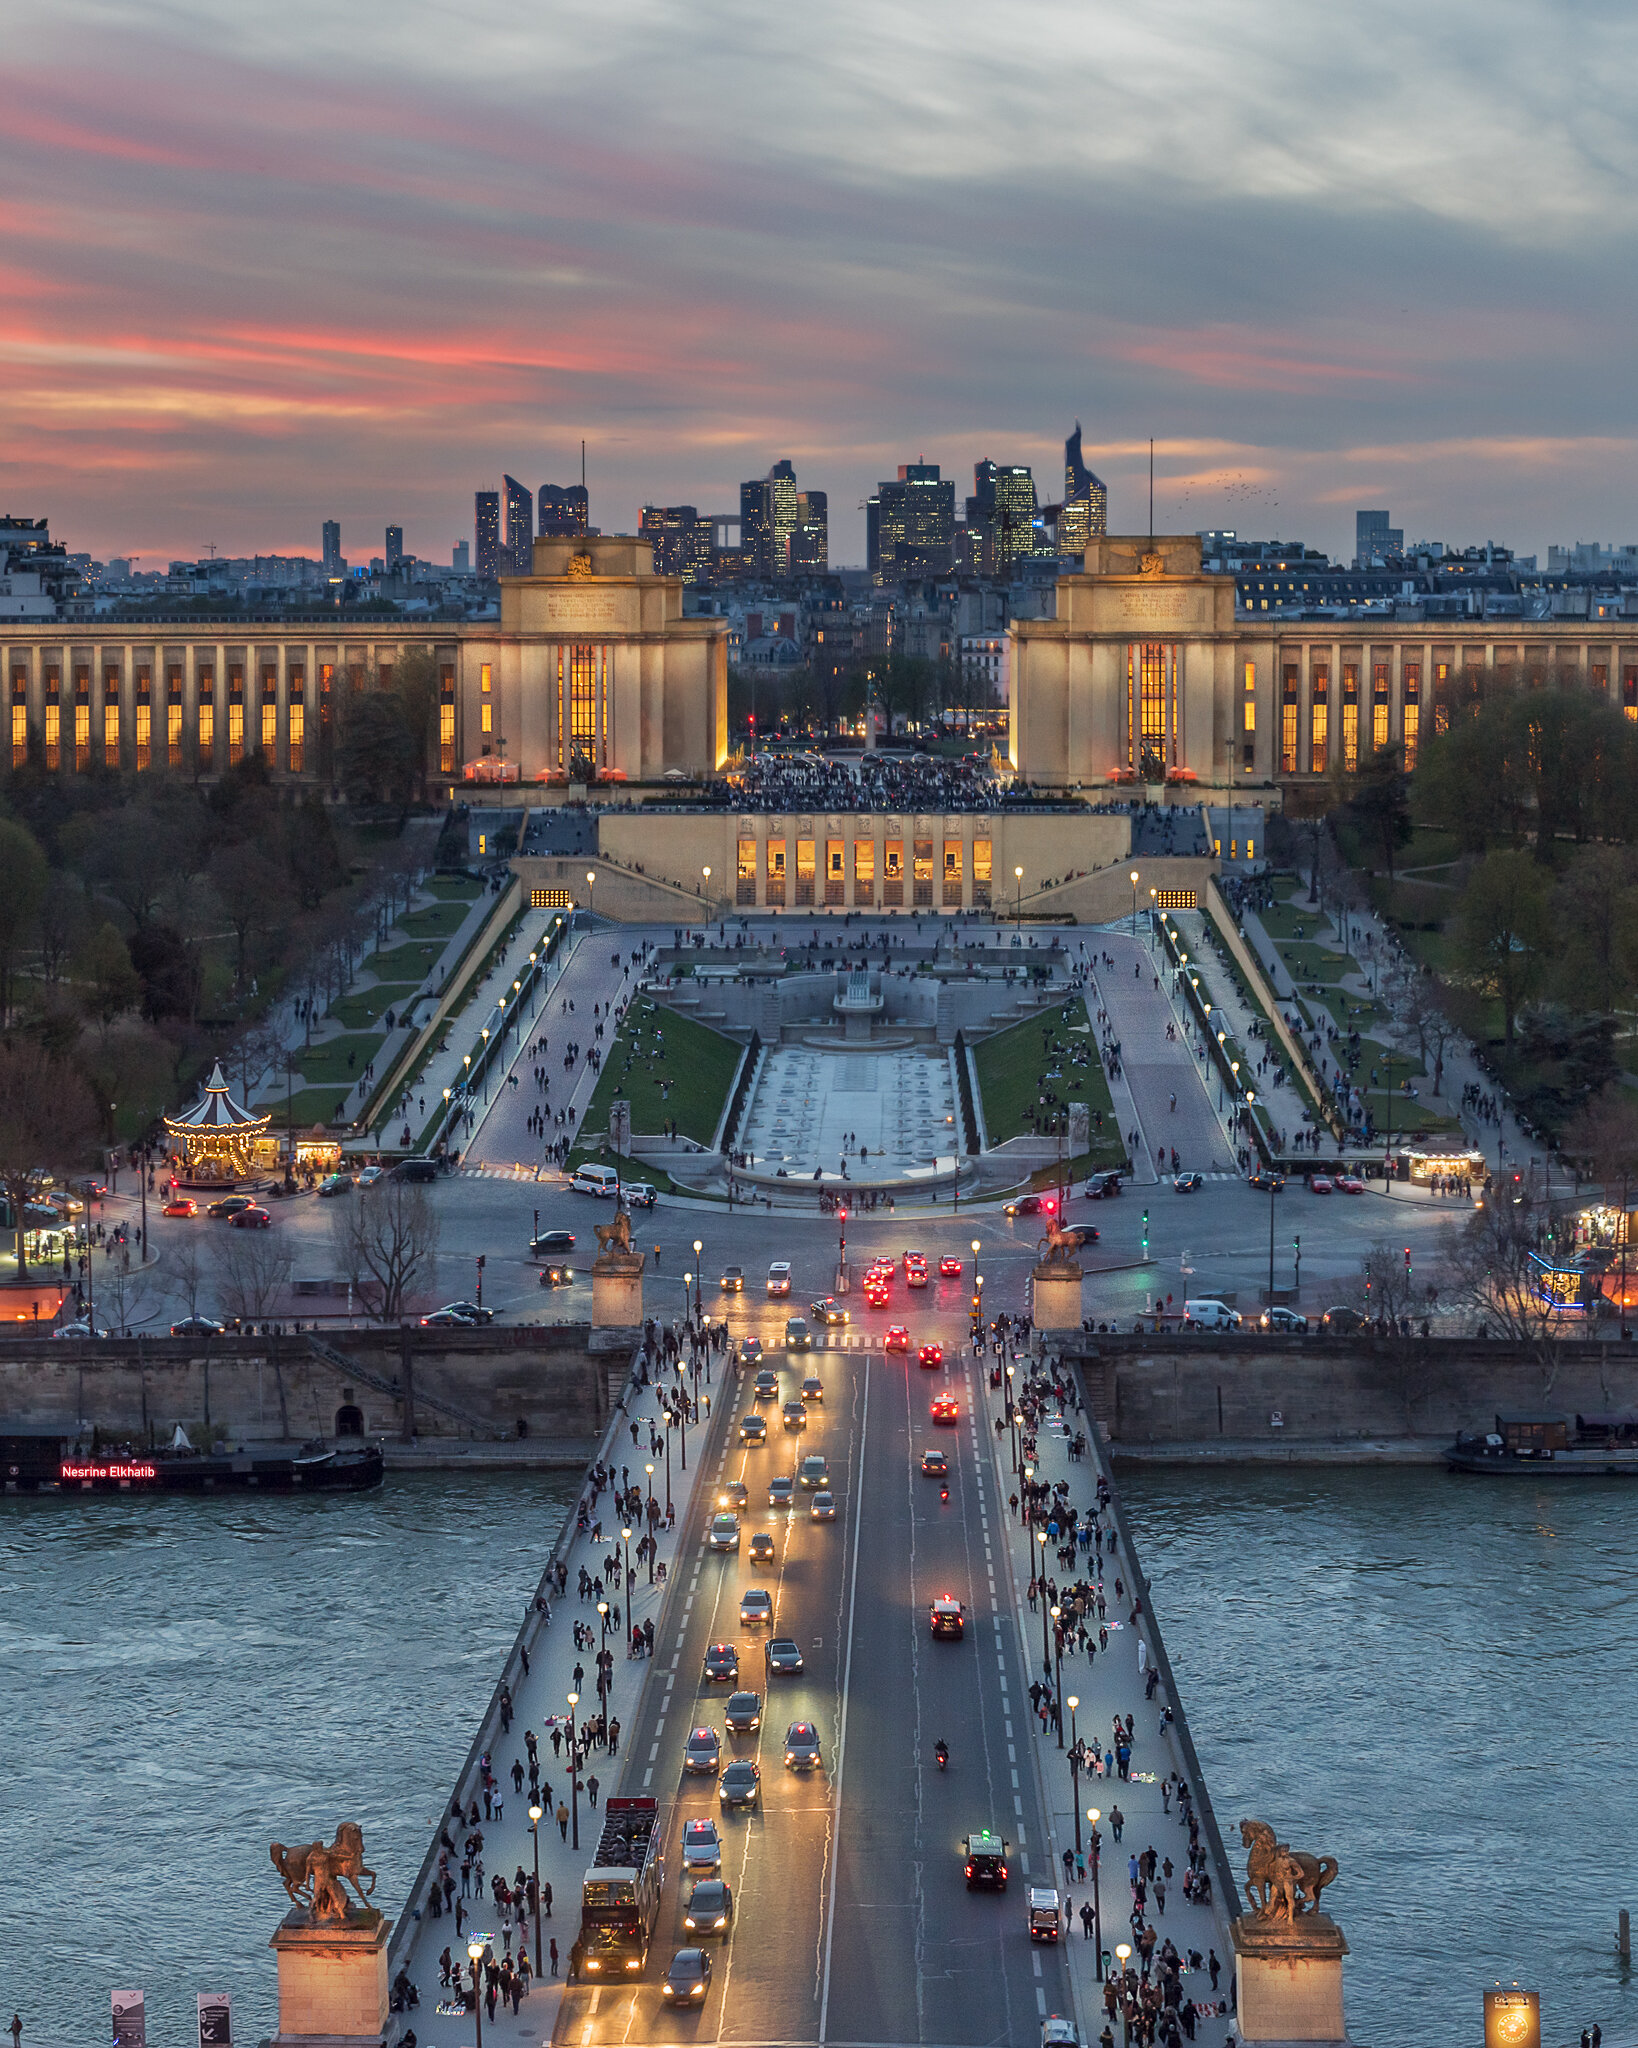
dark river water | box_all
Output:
[1123,1463,1638,2048]
[8,1464,1636,2048]
[3,1472,578,2048]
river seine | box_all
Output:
[8,1466,1635,2048]
[1124,1464,1638,2048]
[3,1473,578,2048]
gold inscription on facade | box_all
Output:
[542,593,627,629]
[1118,590,1197,623]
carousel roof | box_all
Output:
[164,1060,271,1134]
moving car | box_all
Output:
[1173,1172,1204,1193]
[1004,1194,1056,1218]
[724,1690,762,1732]
[1248,1172,1285,1193]
[748,1531,776,1566]
[781,1400,807,1432]
[50,1322,98,1340]
[1028,1887,1063,1943]
[1309,1175,1334,1194]
[863,1279,891,1308]
[623,1182,658,1208]
[230,1205,272,1229]
[1335,1174,1366,1194]
[739,1413,767,1445]
[801,1373,824,1401]
[538,1264,574,1288]
[768,1474,795,1507]
[718,1760,760,1810]
[963,1830,1010,1889]
[660,1949,712,2005]
[420,1309,471,1327]
[170,1315,224,1337]
[753,1369,779,1401]
[1321,1304,1366,1333]
[739,1336,764,1366]
[739,1587,773,1627]
[767,1261,792,1296]
[708,1512,741,1553]
[162,1197,198,1218]
[1085,1172,1123,1200]
[809,1490,836,1522]
[317,1173,353,1197]
[721,1266,745,1293]
[885,1325,910,1353]
[930,1596,966,1639]
[797,1453,828,1489]
[357,1165,385,1187]
[682,1819,722,1872]
[1182,1299,1240,1331]
[1259,1306,1309,1333]
[784,1720,822,1769]
[930,1394,959,1424]
[207,1196,253,1219]
[683,1879,733,1934]
[439,1300,493,1324]
[938,1255,964,1277]
[918,1342,944,1370]
[718,1480,749,1511]
[784,1318,811,1351]
[1042,2019,1079,2048]
[921,1448,949,1477]
[530,1229,575,1255]
[906,1259,929,1289]
[703,1643,739,1684]
[684,1726,722,1774]
[902,1249,927,1274]
[765,1637,804,1676]
[809,1297,849,1326]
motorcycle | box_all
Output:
[934,1740,949,1771]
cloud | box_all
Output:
[3,0,1637,562]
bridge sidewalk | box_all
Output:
[985,1342,1238,2043]
[388,1342,724,2048]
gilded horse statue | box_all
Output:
[271,1822,376,1922]
[1036,1219,1089,1265]
[1239,1818,1338,1922]
[593,1208,634,1257]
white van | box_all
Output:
[1183,1298,1241,1331]
[571,1164,621,1197]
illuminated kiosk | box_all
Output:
[163,1061,277,1188]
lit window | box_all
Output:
[11,701,25,769]
[481,703,493,735]
[288,701,304,773]
[135,702,150,772]
[228,701,243,764]
[1243,701,1255,733]
[262,698,277,754]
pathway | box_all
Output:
[1088,933,1236,1181]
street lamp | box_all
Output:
[1115,1942,1132,1983]
[1129,868,1139,933]
[1036,1528,1050,1671]
[645,1466,656,1581]
[586,869,596,918]
[693,1239,703,1323]
[663,1414,673,1514]
[566,1690,581,1850]
[1014,865,1024,930]
[1005,1362,1018,1473]
[1068,1696,1082,1848]
[1049,1603,1064,1746]
[527,1803,544,1975]
[621,1524,633,1609]
[1088,1806,1103,1977]
[468,1936,486,2048]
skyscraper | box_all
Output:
[474,491,501,578]
[322,520,341,576]
[385,525,403,572]
[503,475,533,575]
[968,461,1038,573]
[539,482,589,537]
[738,460,805,577]
[1059,423,1108,557]
[791,491,828,574]
[869,464,954,579]
[1355,509,1402,564]
[452,541,470,575]
[639,505,714,583]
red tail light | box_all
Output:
[999,1865,1008,1880]
[965,1862,974,1879]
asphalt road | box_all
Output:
[553,1323,1071,2048]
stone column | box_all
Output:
[270,1908,391,2048]
[1231,1911,1349,2044]
[1030,1259,1083,1331]
[591,1248,645,1349]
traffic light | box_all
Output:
[1404,1246,1412,1279]
[1141,1208,1150,1253]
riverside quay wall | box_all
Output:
[0,1325,612,1448]
[1063,1331,1638,1450]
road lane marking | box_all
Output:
[817,1356,869,2045]
[649,1743,660,1762]
[1036,1990,1047,2016]
[642,1768,653,1788]
[1011,1769,1019,1789]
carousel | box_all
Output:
[163,1061,279,1187]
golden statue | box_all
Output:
[1239,1819,1338,1922]
[1036,1219,1089,1265]
[271,1823,377,1922]
[594,1209,634,1258]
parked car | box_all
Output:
[1309,1175,1334,1194]
[1335,1174,1367,1194]
[1321,1305,1366,1333]
[170,1315,225,1337]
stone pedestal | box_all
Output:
[1231,1912,1349,2044]
[591,1251,645,1335]
[270,1909,391,2048]
[1030,1260,1084,1331]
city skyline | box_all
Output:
[6,0,1638,564]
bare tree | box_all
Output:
[99,1255,157,1337]
[1383,958,1459,1103]
[166,1232,211,1322]
[329,1180,441,1321]
[1340,1236,1448,1326]
[0,1039,100,1277]
[212,1225,294,1323]
[1443,1194,1577,1393]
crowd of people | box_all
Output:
[724,748,1004,813]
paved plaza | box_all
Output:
[739,1045,958,1179]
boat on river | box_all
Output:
[1,1429,384,1494]
[1445,1411,1638,1477]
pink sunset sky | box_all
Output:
[5,0,1637,567]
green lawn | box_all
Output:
[368,941,446,981]
[1275,940,1355,985]
[426,875,481,901]
[973,999,1126,1169]
[295,1032,387,1085]
[400,901,471,939]
[330,983,419,1029]
[580,1004,744,1144]
[254,1085,358,1127]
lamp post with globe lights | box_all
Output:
[1088,1808,1104,1978]
[566,1691,581,1849]
[527,1803,544,1974]
[468,1936,487,2048]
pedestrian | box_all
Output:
[549,1939,559,1978]
[9,2017,19,2048]
[587,1772,600,1808]
[556,1802,569,1841]
[1208,1949,1220,1990]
